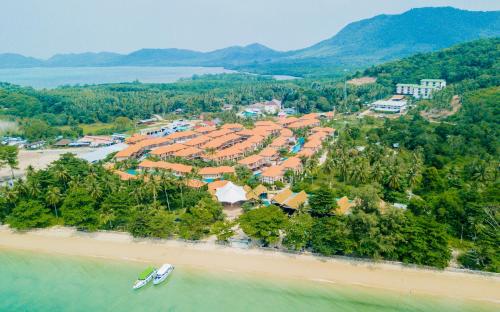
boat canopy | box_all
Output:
[138,267,155,280]
[157,264,173,275]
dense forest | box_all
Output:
[0,38,498,272]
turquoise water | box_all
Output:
[0,66,234,89]
[291,137,305,153]
[0,249,496,312]
[126,169,138,175]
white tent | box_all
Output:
[215,181,247,204]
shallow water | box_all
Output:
[0,249,496,311]
[0,66,234,89]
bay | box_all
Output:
[0,249,495,312]
[0,66,235,89]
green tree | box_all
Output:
[211,220,235,242]
[310,216,352,256]
[6,200,52,230]
[308,188,337,217]
[283,213,313,251]
[60,187,98,231]
[397,215,451,268]
[0,145,19,179]
[45,186,61,218]
[179,197,223,240]
[239,205,287,246]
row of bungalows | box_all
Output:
[116,130,200,161]
[296,126,336,157]
[260,156,303,184]
[237,154,266,171]
[198,166,235,180]
[203,146,244,164]
[201,133,242,150]
[137,160,193,177]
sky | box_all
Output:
[1,0,499,58]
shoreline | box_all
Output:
[0,226,499,304]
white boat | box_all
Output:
[153,263,174,285]
[133,267,157,290]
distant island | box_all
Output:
[1,7,499,76]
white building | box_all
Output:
[396,79,446,99]
[371,99,408,113]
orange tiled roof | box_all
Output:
[258,147,279,158]
[300,113,319,120]
[201,133,241,150]
[296,148,315,157]
[280,128,293,137]
[209,146,243,159]
[255,120,278,127]
[270,136,289,148]
[261,165,284,178]
[115,144,143,158]
[207,128,233,138]
[282,157,302,170]
[114,170,137,181]
[221,123,244,130]
[186,179,207,188]
[126,134,149,144]
[288,119,319,129]
[198,166,235,175]
[238,154,263,166]
[172,146,202,157]
[138,160,193,173]
[193,126,216,134]
[165,130,197,140]
[276,117,298,125]
[207,180,229,192]
[303,139,322,149]
[308,132,328,141]
[150,143,187,155]
[184,135,211,147]
[255,124,282,132]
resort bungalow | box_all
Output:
[272,188,308,213]
[172,146,203,159]
[126,134,149,144]
[302,139,323,154]
[260,165,285,184]
[245,184,269,201]
[53,138,72,147]
[276,116,299,126]
[270,136,290,150]
[193,126,217,135]
[336,196,356,214]
[221,123,244,132]
[207,128,234,138]
[204,146,244,164]
[150,143,188,159]
[258,147,280,164]
[198,166,235,180]
[186,179,207,189]
[238,154,265,171]
[138,160,192,177]
[164,130,198,144]
[201,133,242,150]
[281,157,303,174]
[114,144,144,161]
[288,119,320,130]
[183,135,211,148]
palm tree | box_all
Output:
[85,176,103,201]
[159,172,172,211]
[53,165,70,189]
[46,187,61,218]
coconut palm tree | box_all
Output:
[46,186,61,218]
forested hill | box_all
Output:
[362,37,500,88]
[0,7,498,76]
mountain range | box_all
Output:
[1,7,499,76]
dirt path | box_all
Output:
[420,95,461,123]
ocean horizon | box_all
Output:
[0,249,495,312]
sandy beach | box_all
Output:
[0,148,93,180]
[0,226,498,304]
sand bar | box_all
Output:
[0,226,498,304]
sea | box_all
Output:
[0,249,495,312]
[0,66,236,89]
